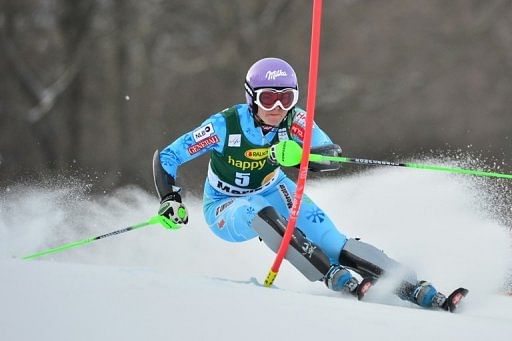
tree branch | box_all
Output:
[0,4,95,123]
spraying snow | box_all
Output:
[1,168,511,340]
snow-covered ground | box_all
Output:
[1,167,511,340]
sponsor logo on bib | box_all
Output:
[227,155,266,171]
[244,148,268,160]
[228,134,241,147]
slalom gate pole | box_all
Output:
[263,0,323,287]
[23,215,178,260]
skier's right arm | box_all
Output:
[153,113,227,227]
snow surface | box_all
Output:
[1,168,512,341]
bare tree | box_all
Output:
[1,0,511,197]
[0,1,95,123]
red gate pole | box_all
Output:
[264,0,323,287]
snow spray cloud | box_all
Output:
[0,178,269,280]
[0,179,157,263]
[1,159,511,296]
[307,163,512,298]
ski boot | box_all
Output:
[325,265,374,300]
[325,265,359,293]
[411,281,446,308]
[407,281,468,312]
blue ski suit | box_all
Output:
[160,104,347,264]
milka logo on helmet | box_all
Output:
[265,69,287,80]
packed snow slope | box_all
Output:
[1,167,512,341]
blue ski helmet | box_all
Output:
[244,57,298,113]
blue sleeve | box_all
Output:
[160,112,227,179]
[289,109,334,147]
[310,123,333,146]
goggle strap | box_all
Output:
[244,81,254,97]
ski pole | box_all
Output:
[23,215,180,260]
[273,140,512,180]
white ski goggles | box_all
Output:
[253,88,299,111]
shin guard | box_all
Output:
[339,238,417,283]
[252,206,331,281]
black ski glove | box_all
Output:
[268,142,342,172]
[308,144,343,172]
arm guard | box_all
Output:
[152,149,182,202]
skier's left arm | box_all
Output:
[288,109,342,172]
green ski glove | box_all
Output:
[158,190,188,229]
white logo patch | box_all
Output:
[228,134,241,147]
[193,123,215,142]
[265,69,288,80]
[278,128,289,141]
[301,241,316,259]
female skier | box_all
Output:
[153,57,466,311]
